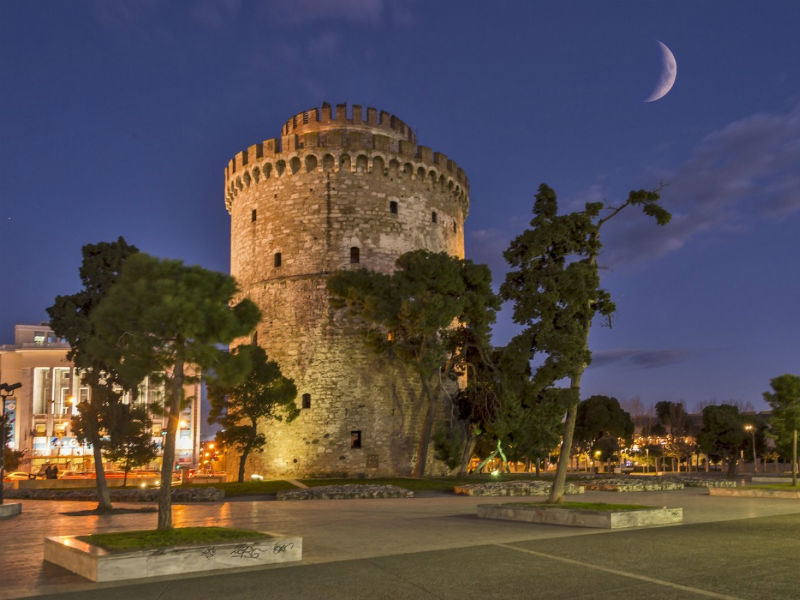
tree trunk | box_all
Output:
[158,352,184,530]
[548,396,579,504]
[726,458,738,479]
[122,465,128,488]
[413,376,436,478]
[793,429,797,486]
[238,446,251,483]
[534,460,540,477]
[90,427,112,513]
[458,427,476,476]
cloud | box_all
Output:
[92,0,160,25]
[191,0,241,28]
[307,31,342,57]
[601,102,800,265]
[590,348,688,369]
[262,0,385,25]
[468,228,511,280]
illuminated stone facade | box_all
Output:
[225,103,469,477]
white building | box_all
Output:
[0,324,202,474]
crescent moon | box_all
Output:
[644,40,677,103]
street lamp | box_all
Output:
[744,424,757,474]
[1,381,22,505]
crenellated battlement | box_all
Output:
[224,103,469,214]
[281,102,417,144]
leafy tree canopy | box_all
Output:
[208,344,298,482]
[574,395,634,453]
[88,252,260,529]
[501,183,669,502]
[328,250,499,476]
[698,404,746,478]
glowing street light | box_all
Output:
[745,424,757,474]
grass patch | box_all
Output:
[78,527,270,552]
[509,502,652,511]
[298,475,552,493]
[299,477,476,493]
[748,483,800,491]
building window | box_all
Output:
[251,209,257,222]
[452,221,457,233]
[389,201,398,215]
[431,211,437,223]
[302,393,311,409]
[350,430,362,449]
[350,246,360,264]
[32,368,52,415]
[274,252,282,267]
[252,330,258,345]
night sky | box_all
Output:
[2,1,799,412]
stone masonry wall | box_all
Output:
[225,103,469,477]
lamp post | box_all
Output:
[745,424,757,474]
[1,382,22,505]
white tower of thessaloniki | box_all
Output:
[224,103,469,477]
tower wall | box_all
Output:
[225,103,469,477]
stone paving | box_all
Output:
[3,488,800,599]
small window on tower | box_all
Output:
[452,221,457,233]
[431,211,437,223]
[251,209,257,222]
[350,246,360,264]
[274,252,282,267]
[252,331,258,345]
[302,393,311,409]
[350,430,362,449]
[389,201,398,215]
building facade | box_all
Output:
[0,324,202,474]
[225,103,469,477]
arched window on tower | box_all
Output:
[431,211,437,223]
[389,201,398,215]
[302,393,311,409]
[350,246,360,264]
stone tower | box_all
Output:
[224,103,469,477]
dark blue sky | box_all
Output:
[2,1,799,412]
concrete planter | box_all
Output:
[0,502,21,518]
[710,487,800,499]
[44,533,302,582]
[477,503,683,529]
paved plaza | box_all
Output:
[2,488,800,599]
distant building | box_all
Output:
[0,324,202,474]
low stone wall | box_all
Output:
[576,477,685,492]
[276,484,413,500]
[477,503,683,529]
[6,486,223,503]
[709,487,800,499]
[0,503,22,518]
[670,477,736,488]
[45,533,301,582]
[453,481,584,497]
